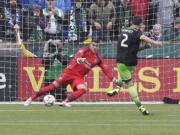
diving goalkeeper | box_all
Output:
[24,37,120,107]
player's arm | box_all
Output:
[99,61,123,86]
[99,62,113,81]
[98,56,113,81]
[140,35,162,46]
[98,55,124,87]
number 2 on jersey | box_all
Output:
[121,34,128,47]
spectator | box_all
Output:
[112,0,132,40]
[139,24,162,50]
[56,0,71,13]
[88,0,116,41]
[18,0,45,20]
[18,0,72,16]
[174,1,180,40]
[174,17,180,40]
[83,0,94,9]
[4,0,22,41]
[0,1,5,40]
[18,0,45,8]
[43,0,64,40]
[43,39,69,101]
[145,24,162,41]
[150,0,180,40]
[65,0,88,42]
[18,0,45,9]
[146,0,159,30]
[24,4,45,41]
[129,0,148,21]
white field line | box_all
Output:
[0,101,165,104]
[0,120,180,123]
[0,120,179,127]
[0,109,174,112]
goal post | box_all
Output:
[0,0,179,103]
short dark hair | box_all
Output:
[131,16,143,26]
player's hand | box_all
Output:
[77,58,86,64]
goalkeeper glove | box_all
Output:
[77,58,86,64]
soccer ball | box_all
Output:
[43,95,55,106]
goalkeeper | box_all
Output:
[24,37,120,107]
[107,16,162,115]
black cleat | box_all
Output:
[107,88,120,97]
[139,106,150,116]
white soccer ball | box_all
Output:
[43,95,55,106]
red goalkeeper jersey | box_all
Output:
[64,46,113,81]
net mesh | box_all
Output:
[0,0,179,102]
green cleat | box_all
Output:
[107,88,121,97]
[139,106,150,115]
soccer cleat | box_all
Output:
[139,106,150,115]
[114,80,125,88]
[59,101,72,107]
[24,97,32,106]
[107,88,121,97]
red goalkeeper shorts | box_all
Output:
[54,70,85,90]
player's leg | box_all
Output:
[107,63,127,96]
[125,79,149,115]
[121,64,149,115]
[60,78,87,107]
[107,81,123,96]
[107,63,149,115]
[23,83,56,106]
[24,74,66,106]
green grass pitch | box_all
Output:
[0,104,179,135]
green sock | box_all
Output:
[128,86,142,108]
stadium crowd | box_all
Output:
[0,0,179,113]
[0,0,179,43]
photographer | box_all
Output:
[43,39,69,101]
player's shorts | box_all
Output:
[117,63,135,81]
[53,69,85,90]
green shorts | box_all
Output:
[117,63,135,81]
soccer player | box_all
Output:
[24,37,119,107]
[107,16,162,115]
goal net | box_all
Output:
[0,0,179,103]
